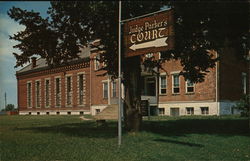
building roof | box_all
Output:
[16,46,91,74]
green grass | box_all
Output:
[0,115,249,161]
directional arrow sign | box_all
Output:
[129,37,168,51]
[124,9,174,57]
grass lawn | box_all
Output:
[0,115,249,161]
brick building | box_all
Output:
[16,40,249,116]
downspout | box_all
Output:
[89,56,92,108]
[16,74,19,114]
[108,76,111,105]
[156,69,159,115]
[215,51,220,116]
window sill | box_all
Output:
[185,92,195,95]
[159,94,167,96]
[172,93,180,96]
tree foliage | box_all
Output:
[4,104,15,111]
[8,1,249,81]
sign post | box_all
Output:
[118,0,122,147]
[123,9,174,58]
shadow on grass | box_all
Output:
[142,118,250,138]
[15,121,118,138]
[15,117,250,139]
[153,139,204,147]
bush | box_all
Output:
[233,95,249,117]
[5,104,15,111]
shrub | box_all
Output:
[233,94,249,117]
[5,104,15,111]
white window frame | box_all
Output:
[77,72,86,106]
[186,107,194,115]
[94,55,100,70]
[44,78,51,108]
[103,81,109,99]
[65,74,73,107]
[158,108,165,115]
[27,81,32,108]
[185,79,195,93]
[242,72,247,94]
[172,73,180,94]
[159,74,167,95]
[55,76,61,107]
[158,52,161,59]
[35,80,41,108]
[111,81,117,98]
[200,107,209,115]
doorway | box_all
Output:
[144,77,156,96]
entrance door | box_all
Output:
[145,77,156,96]
[170,108,180,116]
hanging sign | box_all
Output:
[124,9,174,57]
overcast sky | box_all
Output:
[0,1,51,110]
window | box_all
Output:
[55,77,61,107]
[103,82,108,99]
[112,82,117,97]
[96,109,101,114]
[145,53,153,58]
[201,107,209,115]
[159,108,165,115]
[66,76,72,106]
[94,55,100,70]
[172,74,180,94]
[242,72,247,94]
[170,108,180,116]
[78,74,85,105]
[45,79,50,107]
[35,81,41,108]
[159,75,167,94]
[27,82,32,107]
[186,107,194,115]
[186,79,194,93]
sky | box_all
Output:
[0,1,51,110]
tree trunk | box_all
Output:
[248,60,250,130]
[123,56,142,132]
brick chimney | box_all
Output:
[31,57,37,68]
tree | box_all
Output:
[5,104,15,111]
[8,1,249,132]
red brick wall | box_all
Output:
[219,47,249,101]
[159,59,216,102]
[17,65,90,111]
[90,51,109,106]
